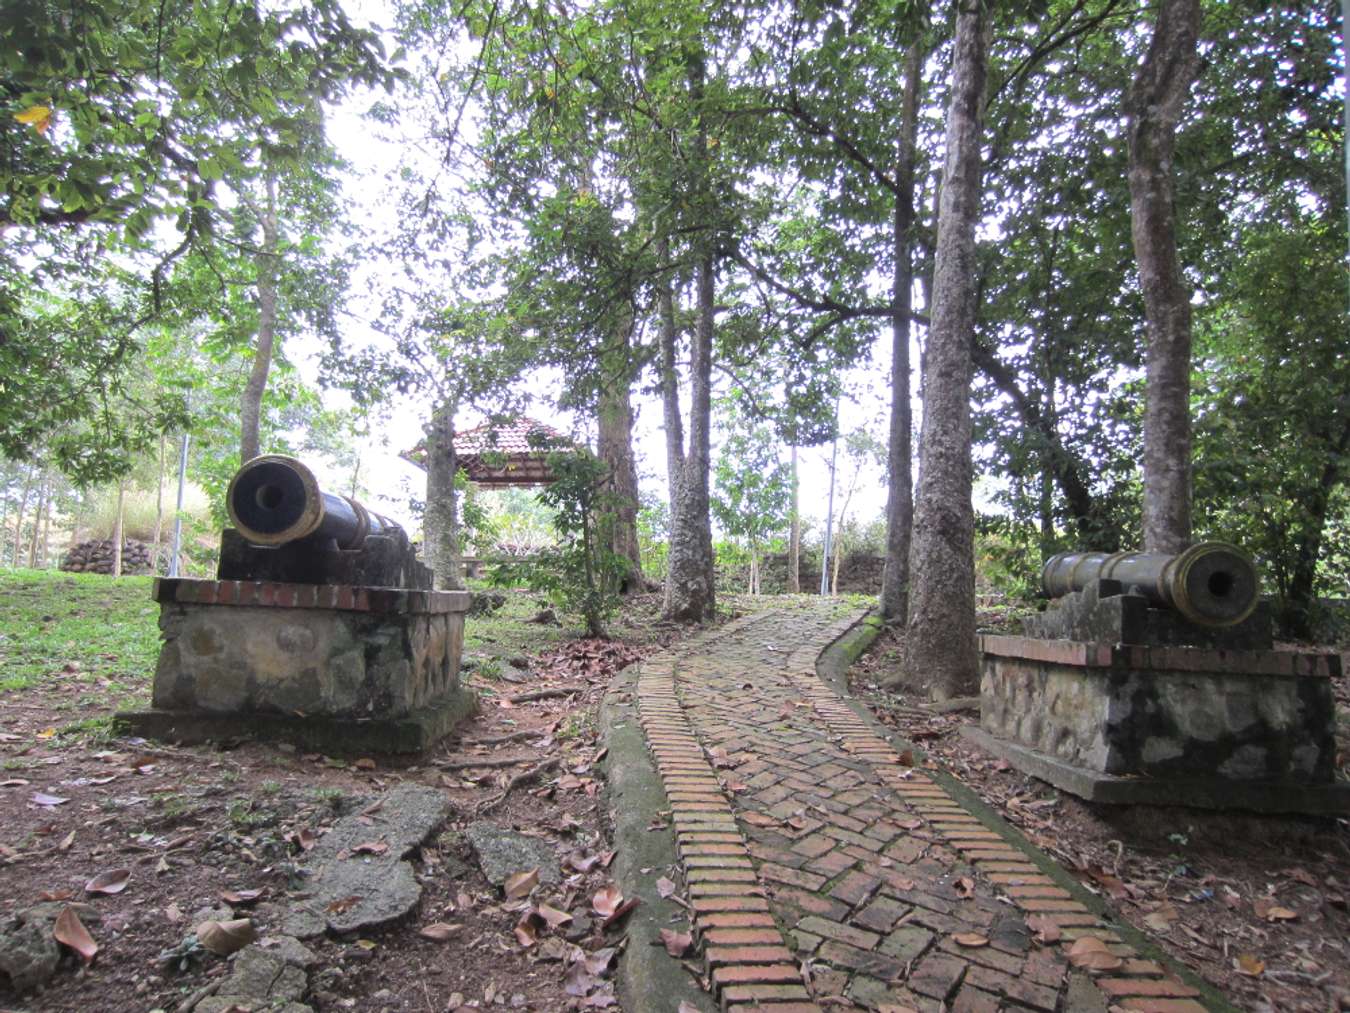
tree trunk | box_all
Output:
[241,171,279,463]
[1280,422,1350,639]
[111,478,126,578]
[1127,0,1201,554]
[26,472,48,568]
[881,42,922,626]
[152,432,167,573]
[663,53,716,623]
[664,246,717,621]
[11,464,33,566]
[894,0,989,699]
[658,241,685,510]
[424,399,463,590]
[787,445,800,593]
[597,319,644,590]
[36,477,53,568]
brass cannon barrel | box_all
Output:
[227,455,398,549]
[1042,542,1259,628]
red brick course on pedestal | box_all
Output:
[634,602,1218,1012]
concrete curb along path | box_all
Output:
[609,602,1231,1013]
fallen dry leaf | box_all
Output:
[954,876,975,899]
[1142,903,1177,933]
[602,897,640,929]
[1027,914,1062,944]
[592,884,623,917]
[419,922,460,941]
[220,888,263,906]
[537,903,572,929]
[56,830,75,852]
[31,792,69,806]
[566,851,600,873]
[53,907,98,963]
[952,932,988,948]
[1067,936,1123,972]
[514,911,543,947]
[1235,953,1265,977]
[660,928,693,957]
[1253,897,1299,922]
[505,868,540,900]
[349,840,389,857]
[656,876,677,899]
[84,868,131,895]
[196,918,256,956]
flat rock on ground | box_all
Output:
[464,822,560,887]
[281,783,451,938]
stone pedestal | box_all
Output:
[116,578,476,754]
[966,634,1349,814]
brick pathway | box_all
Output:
[634,602,1218,1013]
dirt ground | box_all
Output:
[850,621,1350,1013]
[0,583,766,1013]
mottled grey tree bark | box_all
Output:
[424,398,463,591]
[663,249,716,621]
[893,0,989,699]
[880,44,923,625]
[598,320,644,589]
[1126,0,1201,554]
[240,171,278,463]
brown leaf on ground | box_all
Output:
[592,885,623,917]
[220,888,263,906]
[1235,953,1265,977]
[1027,914,1062,944]
[514,911,543,947]
[655,876,677,899]
[84,868,131,895]
[350,840,389,856]
[505,868,540,899]
[1143,903,1178,932]
[565,851,600,873]
[602,897,640,929]
[53,907,98,963]
[31,792,69,806]
[196,918,256,956]
[1067,936,1123,972]
[536,903,572,929]
[419,922,461,941]
[954,876,975,899]
[953,932,988,947]
[660,928,692,957]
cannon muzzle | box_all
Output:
[227,455,397,549]
[1042,542,1259,628]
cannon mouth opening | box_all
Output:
[1207,571,1235,599]
[255,484,285,511]
[227,456,323,545]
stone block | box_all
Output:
[122,580,473,754]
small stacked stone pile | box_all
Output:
[60,538,155,575]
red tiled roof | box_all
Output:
[401,417,577,486]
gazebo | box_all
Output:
[402,416,575,487]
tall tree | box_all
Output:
[1126,0,1201,553]
[895,0,990,699]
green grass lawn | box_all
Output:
[0,568,160,696]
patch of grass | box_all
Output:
[0,570,159,702]
[58,714,115,743]
[313,786,346,811]
[463,587,573,656]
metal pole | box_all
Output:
[167,431,190,577]
[819,402,840,596]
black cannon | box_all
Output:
[218,455,430,589]
[1042,541,1258,628]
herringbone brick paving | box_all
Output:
[633,602,1217,1013]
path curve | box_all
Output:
[625,601,1221,1012]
